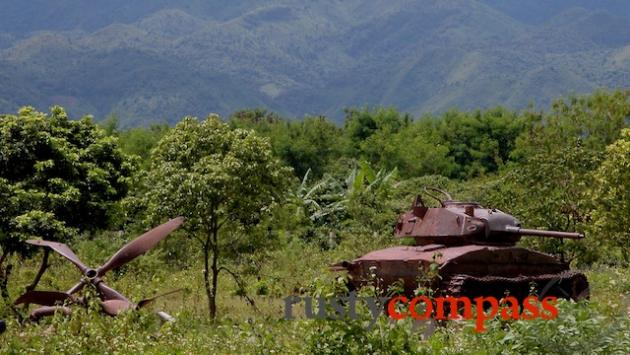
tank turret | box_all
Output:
[394,188,583,246]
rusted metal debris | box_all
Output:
[333,188,589,301]
[14,217,185,322]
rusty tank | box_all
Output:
[332,188,589,301]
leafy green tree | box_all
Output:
[230,110,344,179]
[0,106,135,300]
[228,108,282,128]
[425,107,526,179]
[591,128,630,262]
[343,107,410,167]
[117,124,170,166]
[479,90,630,263]
[341,107,523,179]
[274,116,344,178]
[390,120,456,177]
[142,116,290,319]
[511,90,630,162]
[486,139,597,263]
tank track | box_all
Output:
[440,270,589,301]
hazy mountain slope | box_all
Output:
[0,0,629,125]
[0,0,259,33]
[480,0,630,24]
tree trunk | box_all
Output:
[210,240,219,320]
[0,263,12,303]
[0,261,24,322]
[202,235,214,319]
[202,219,221,320]
[26,249,50,291]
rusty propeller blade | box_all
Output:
[101,289,183,316]
[66,280,86,295]
[95,282,130,302]
[26,240,89,274]
[14,291,73,306]
[29,306,72,322]
[96,217,184,277]
[137,289,183,309]
[101,299,135,316]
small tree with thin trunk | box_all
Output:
[143,116,289,319]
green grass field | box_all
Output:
[1,230,629,354]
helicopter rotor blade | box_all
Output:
[94,282,130,302]
[26,240,89,274]
[66,280,86,295]
[100,299,135,316]
[29,306,72,322]
[14,291,73,306]
[96,217,184,277]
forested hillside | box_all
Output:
[1,89,630,353]
[1,0,629,126]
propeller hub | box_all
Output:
[85,269,98,280]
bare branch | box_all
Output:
[218,266,258,312]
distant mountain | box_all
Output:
[0,0,629,126]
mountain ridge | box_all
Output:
[0,1,629,126]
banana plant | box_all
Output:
[291,161,397,227]
[291,169,348,226]
[346,160,398,195]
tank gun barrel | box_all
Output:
[504,226,584,239]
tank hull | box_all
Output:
[336,244,589,301]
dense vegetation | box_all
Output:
[1,89,630,354]
[2,1,630,125]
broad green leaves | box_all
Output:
[0,106,135,257]
[230,111,344,179]
[144,116,291,232]
[591,129,630,261]
[477,90,630,264]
